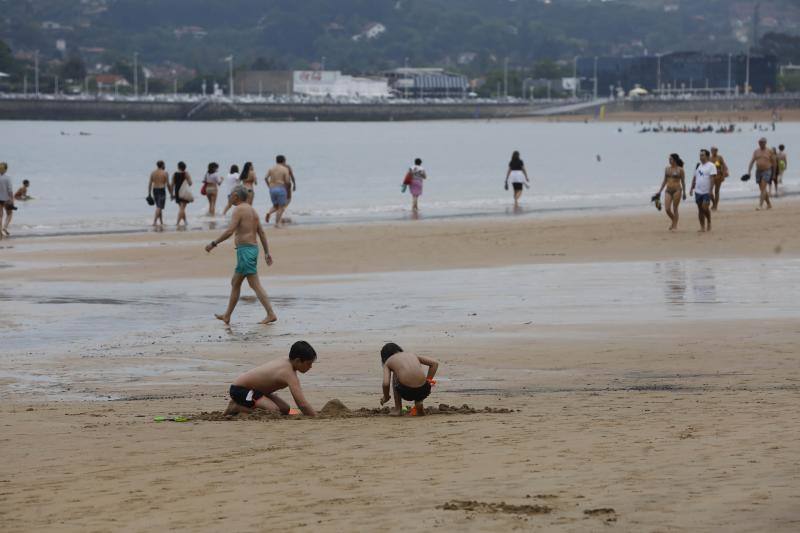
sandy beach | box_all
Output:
[2,200,800,531]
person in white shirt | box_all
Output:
[203,162,223,216]
[689,149,717,233]
[222,164,241,216]
[407,158,427,212]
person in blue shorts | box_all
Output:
[690,149,717,233]
[265,155,293,228]
[205,185,277,325]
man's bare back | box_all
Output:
[150,168,169,188]
[267,165,291,189]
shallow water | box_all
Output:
[2,120,796,235]
[1,257,797,397]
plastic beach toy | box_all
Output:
[289,408,301,416]
[154,416,189,423]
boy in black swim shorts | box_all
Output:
[379,342,440,416]
[224,341,318,416]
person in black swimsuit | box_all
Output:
[170,161,193,227]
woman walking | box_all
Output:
[655,153,686,231]
[407,158,427,212]
[222,164,240,216]
[203,162,222,216]
[240,161,256,205]
[504,151,530,207]
[171,161,193,227]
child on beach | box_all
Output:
[380,343,439,416]
[224,341,318,417]
[14,180,31,201]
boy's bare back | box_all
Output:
[233,358,298,395]
[385,351,428,388]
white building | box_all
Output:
[293,71,390,98]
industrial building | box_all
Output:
[385,68,470,98]
[234,70,389,98]
[576,52,779,96]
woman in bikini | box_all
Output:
[240,161,256,205]
[655,153,686,231]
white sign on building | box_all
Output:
[293,70,389,98]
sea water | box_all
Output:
[2,119,796,235]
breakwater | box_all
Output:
[0,98,539,121]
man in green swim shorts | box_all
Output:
[205,185,278,325]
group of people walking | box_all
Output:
[654,138,788,232]
[147,156,297,228]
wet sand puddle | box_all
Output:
[1,257,799,398]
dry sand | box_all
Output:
[1,200,800,531]
[521,108,800,124]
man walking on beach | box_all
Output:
[690,149,716,233]
[709,146,728,211]
[148,160,171,227]
[205,185,278,325]
[748,137,775,210]
[0,162,15,239]
[265,155,293,228]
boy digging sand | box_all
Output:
[224,341,318,417]
[380,343,439,416]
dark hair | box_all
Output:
[276,155,286,164]
[157,160,165,169]
[511,150,521,161]
[177,161,186,171]
[207,162,218,173]
[669,153,684,168]
[289,340,317,362]
[230,164,239,174]
[699,149,710,158]
[240,161,253,180]
[779,144,785,150]
[380,342,403,364]
[414,158,422,166]
[23,179,30,186]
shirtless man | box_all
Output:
[748,137,775,210]
[709,147,728,211]
[224,341,318,416]
[379,342,440,416]
[265,155,293,228]
[148,160,171,226]
[205,185,277,325]
[0,162,14,239]
[14,180,31,201]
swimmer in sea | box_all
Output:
[655,153,686,231]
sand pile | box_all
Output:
[440,500,552,515]
[192,401,515,422]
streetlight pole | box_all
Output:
[656,54,661,94]
[404,57,409,99]
[593,56,598,99]
[133,52,139,98]
[34,50,39,96]
[573,56,578,98]
[745,47,751,94]
[321,56,326,71]
[727,53,732,96]
[503,57,509,99]
[228,55,234,99]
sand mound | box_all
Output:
[191,402,516,422]
[319,399,351,417]
[440,500,552,515]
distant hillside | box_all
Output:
[1,0,799,76]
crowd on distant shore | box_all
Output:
[653,138,788,232]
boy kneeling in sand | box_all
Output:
[380,343,439,416]
[224,341,318,417]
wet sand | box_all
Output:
[1,200,800,531]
